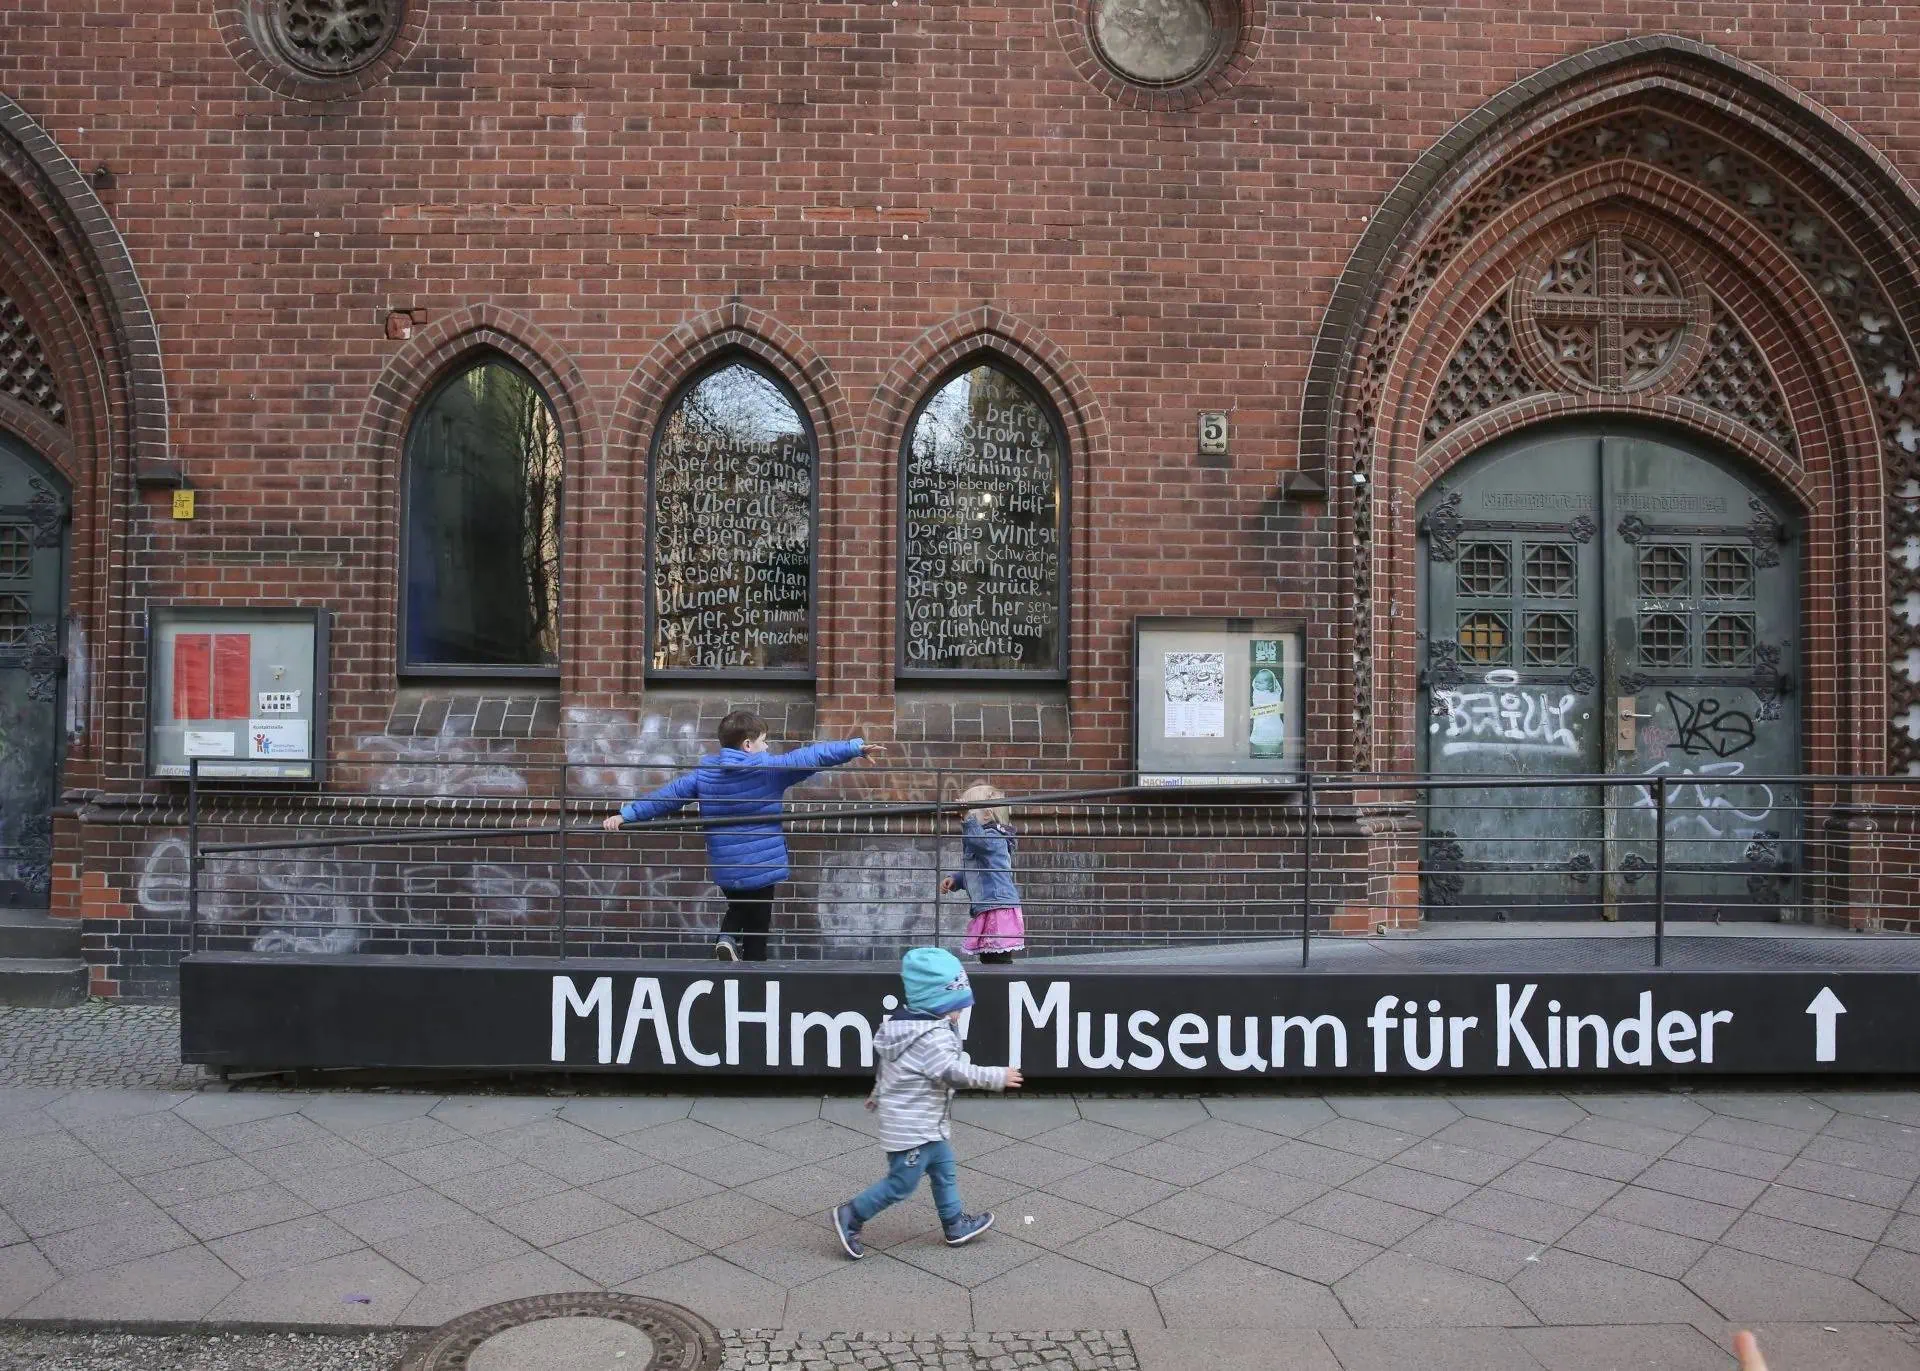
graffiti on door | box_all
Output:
[1432,670,1584,758]
[1634,759,1777,840]
[1665,693,1756,759]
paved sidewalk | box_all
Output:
[6,1009,1920,1366]
[8,1085,1920,1366]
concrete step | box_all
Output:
[0,957,88,1007]
[0,908,82,960]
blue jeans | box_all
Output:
[848,1140,961,1226]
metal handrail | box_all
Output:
[180,764,1911,971]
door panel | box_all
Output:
[1419,434,1606,918]
[1602,435,1797,919]
[0,434,66,908]
[1420,427,1797,921]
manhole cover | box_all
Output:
[398,1293,721,1371]
[468,1317,653,1371]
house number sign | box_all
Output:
[1198,411,1229,456]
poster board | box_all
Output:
[1134,617,1304,785]
[149,606,328,780]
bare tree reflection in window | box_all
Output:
[403,356,564,669]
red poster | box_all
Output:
[213,633,251,721]
[173,634,211,721]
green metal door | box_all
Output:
[1601,434,1797,919]
[0,434,67,908]
[1419,432,1607,918]
[1419,427,1797,921]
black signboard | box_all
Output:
[899,362,1066,678]
[649,359,814,676]
[182,955,1920,1079]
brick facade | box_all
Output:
[5,5,1920,993]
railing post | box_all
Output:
[1653,775,1668,968]
[557,762,571,960]
[1300,770,1315,969]
[932,769,945,952]
[187,758,201,957]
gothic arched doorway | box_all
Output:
[1418,424,1798,920]
[0,430,67,908]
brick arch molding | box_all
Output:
[862,307,1107,695]
[0,93,169,780]
[1375,181,1882,779]
[608,302,850,693]
[354,306,596,688]
[1299,35,1920,774]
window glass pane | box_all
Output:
[1523,543,1576,598]
[1457,543,1509,597]
[901,363,1065,673]
[403,358,563,669]
[650,361,814,672]
[1638,545,1690,598]
[1457,611,1510,665]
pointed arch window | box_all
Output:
[898,358,1068,679]
[647,356,817,677]
[401,355,564,673]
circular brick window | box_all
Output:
[1090,0,1226,86]
[219,0,425,101]
[1055,0,1259,109]
[1511,227,1711,395]
[264,0,403,77]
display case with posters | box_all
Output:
[1134,617,1305,785]
[148,607,329,780]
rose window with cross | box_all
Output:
[1512,229,1709,392]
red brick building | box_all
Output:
[2,2,1917,993]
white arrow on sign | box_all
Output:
[1806,987,1847,1063]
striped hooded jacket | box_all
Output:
[868,1011,1010,1152]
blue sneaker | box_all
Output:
[943,1212,994,1246]
[832,1204,864,1259]
[714,936,740,962]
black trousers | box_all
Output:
[721,883,780,961]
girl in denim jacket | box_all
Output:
[939,782,1025,964]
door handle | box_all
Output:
[1615,694,1638,751]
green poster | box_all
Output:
[1249,638,1286,760]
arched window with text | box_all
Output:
[401,355,564,674]
[647,357,817,677]
[899,359,1068,679]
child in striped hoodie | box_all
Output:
[832,947,1023,1257]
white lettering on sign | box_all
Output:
[554,974,879,1070]
[725,979,780,1067]
[553,975,613,1064]
[790,1011,874,1069]
[549,976,1748,1075]
[1497,984,1729,1069]
[617,978,675,1066]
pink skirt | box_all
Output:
[963,906,1025,955]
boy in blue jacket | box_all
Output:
[602,711,881,961]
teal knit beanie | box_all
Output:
[901,947,973,1014]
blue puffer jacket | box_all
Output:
[619,739,865,892]
[947,817,1022,914]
